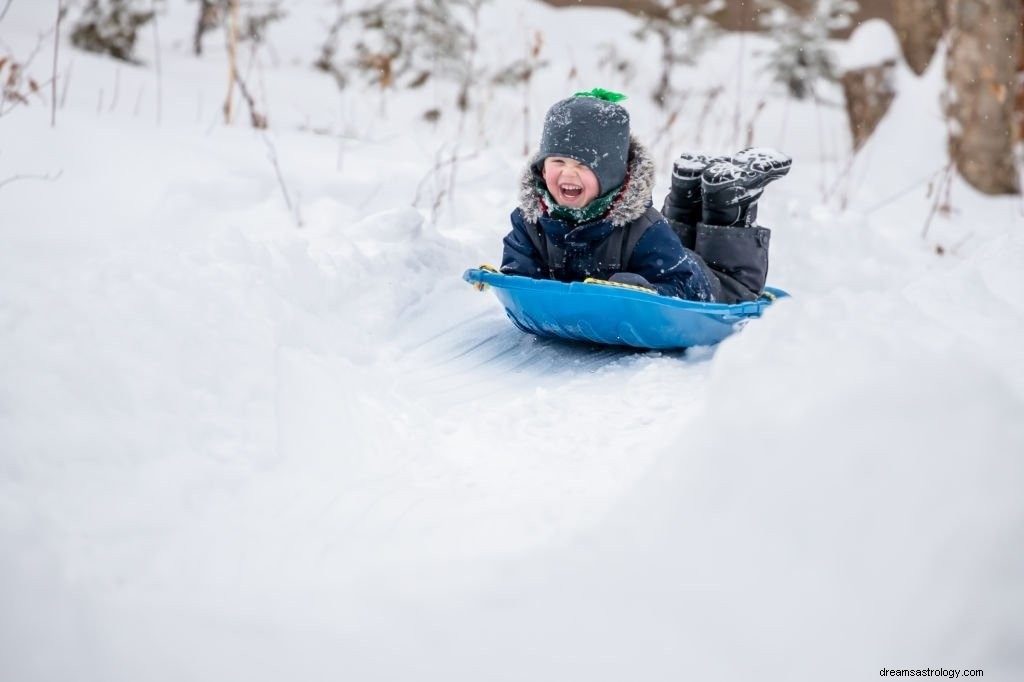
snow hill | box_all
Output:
[1,2,1022,680]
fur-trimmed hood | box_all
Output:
[517,135,657,228]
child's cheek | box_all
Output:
[543,172,560,197]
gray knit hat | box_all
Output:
[534,89,631,195]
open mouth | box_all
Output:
[559,183,583,200]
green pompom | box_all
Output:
[573,88,628,103]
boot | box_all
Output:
[734,147,792,219]
[701,148,791,227]
[662,152,709,230]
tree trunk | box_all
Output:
[945,0,1020,195]
[841,60,897,150]
[893,0,947,75]
[1017,0,1024,142]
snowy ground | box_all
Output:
[2,2,1023,680]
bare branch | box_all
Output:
[412,147,479,214]
[1,30,54,119]
[51,0,63,127]
[151,0,162,125]
[59,56,71,108]
[223,0,238,123]
[0,168,63,192]
[260,132,301,227]
[921,161,956,239]
[231,64,266,128]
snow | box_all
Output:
[835,18,901,71]
[2,1,1023,681]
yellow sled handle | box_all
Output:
[583,277,658,294]
[471,264,500,291]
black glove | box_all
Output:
[608,272,656,291]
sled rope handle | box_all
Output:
[759,290,777,302]
[583,277,658,294]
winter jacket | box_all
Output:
[500,137,718,302]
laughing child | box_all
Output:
[500,89,790,303]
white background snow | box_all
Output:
[2,1,1023,680]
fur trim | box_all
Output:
[517,135,657,228]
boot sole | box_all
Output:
[733,148,793,176]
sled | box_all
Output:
[464,266,788,350]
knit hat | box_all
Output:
[534,88,631,195]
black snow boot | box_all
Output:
[661,152,711,248]
[701,148,792,227]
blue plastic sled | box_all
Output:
[464,267,788,350]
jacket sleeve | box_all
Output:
[626,219,721,302]
[500,208,547,278]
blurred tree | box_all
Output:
[840,59,896,150]
[193,0,222,56]
[756,0,859,99]
[315,0,493,113]
[1017,0,1024,142]
[192,0,285,57]
[892,0,946,75]
[633,0,722,107]
[945,0,1020,194]
[70,0,154,64]
[541,0,894,36]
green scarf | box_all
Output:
[539,181,623,225]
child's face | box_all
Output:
[542,157,600,208]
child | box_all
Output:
[500,89,790,303]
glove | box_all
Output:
[608,272,656,291]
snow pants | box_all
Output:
[668,219,771,304]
